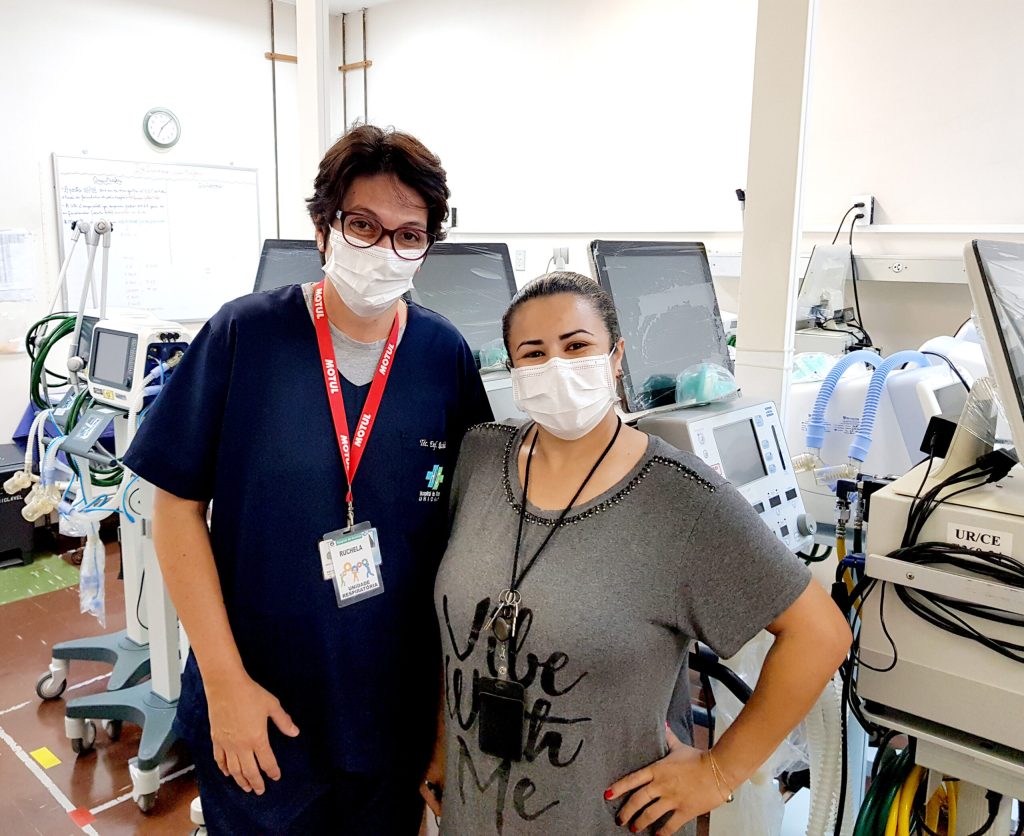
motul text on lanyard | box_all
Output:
[312,279,400,528]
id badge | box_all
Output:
[318,522,385,608]
[478,677,526,761]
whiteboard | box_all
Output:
[53,155,260,321]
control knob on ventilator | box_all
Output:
[796,514,817,537]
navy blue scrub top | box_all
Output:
[124,285,493,774]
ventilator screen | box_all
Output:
[410,243,517,357]
[591,240,731,413]
[253,239,323,293]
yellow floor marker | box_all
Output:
[29,746,61,769]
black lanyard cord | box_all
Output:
[510,416,623,592]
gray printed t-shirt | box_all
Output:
[434,422,811,836]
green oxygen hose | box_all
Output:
[29,316,76,409]
[854,745,915,836]
[25,313,74,359]
[25,315,125,489]
[874,747,917,835]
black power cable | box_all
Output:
[831,204,861,245]
[921,350,971,391]
[847,218,873,347]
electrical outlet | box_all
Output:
[514,250,526,271]
[851,194,875,226]
[553,247,569,269]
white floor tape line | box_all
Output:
[0,672,111,717]
[88,765,196,816]
[68,672,112,692]
[0,700,31,717]
[0,722,101,836]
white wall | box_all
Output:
[366,0,757,234]
[803,0,1024,228]
[355,0,1021,353]
[0,0,278,442]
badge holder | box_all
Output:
[478,590,526,761]
[318,521,385,608]
[478,673,525,761]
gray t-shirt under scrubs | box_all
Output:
[434,422,811,836]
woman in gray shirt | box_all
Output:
[426,272,851,835]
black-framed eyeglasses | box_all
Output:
[334,210,435,261]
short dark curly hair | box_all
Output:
[306,125,450,251]
[502,271,622,360]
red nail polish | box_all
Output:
[604,789,614,800]
[630,826,638,834]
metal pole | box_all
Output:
[362,7,368,123]
[341,12,348,130]
[270,0,281,237]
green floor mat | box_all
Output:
[0,553,80,605]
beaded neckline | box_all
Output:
[488,422,717,528]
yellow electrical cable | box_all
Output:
[948,780,958,836]
[884,785,901,836]
[925,785,946,831]
[897,766,925,836]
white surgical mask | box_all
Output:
[323,228,421,318]
[511,349,619,440]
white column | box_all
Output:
[734,0,816,421]
[296,0,331,197]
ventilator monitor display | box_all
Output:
[590,240,732,413]
[410,242,518,359]
[967,240,1024,455]
[714,418,767,487]
[89,329,134,389]
[253,239,323,293]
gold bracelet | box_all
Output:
[706,750,735,804]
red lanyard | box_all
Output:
[312,280,400,527]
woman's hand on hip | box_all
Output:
[206,673,299,795]
[419,732,446,818]
[606,729,726,836]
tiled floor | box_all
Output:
[0,552,82,606]
[0,544,196,835]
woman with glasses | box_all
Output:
[124,125,492,834]
[427,273,851,835]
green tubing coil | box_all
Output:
[853,744,916,836]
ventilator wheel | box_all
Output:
[102,719,122,741]
[71,720,96,755]
[137,792,157,813]
[36,671,67,700]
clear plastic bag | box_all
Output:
[79,528,106,627]
[675,362,739,408]
[478,337,509,371]
[708,633,804,835]
[792,352,838,383]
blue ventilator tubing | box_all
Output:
[848,350,930,462]
[804,350,882,450]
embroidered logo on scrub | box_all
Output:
[426,464,445,490]
[420,464,444,502]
